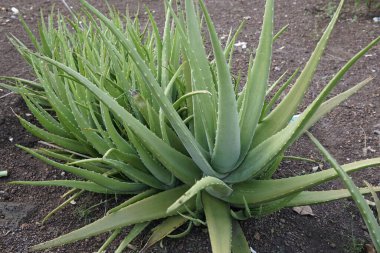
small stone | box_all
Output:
[280,218,286,223]
[254,232,261,240]
[20,223,29,230]
[330,243,336,248]
[234,41,247,49]
[11,7,19,15]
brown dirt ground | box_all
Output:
[0,0,379,252]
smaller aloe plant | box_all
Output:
[1,0,380,252]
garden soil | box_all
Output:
[0,0,379,252]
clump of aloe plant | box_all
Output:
[2,0,380,252]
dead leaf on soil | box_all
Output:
[364,244,376,253]
[292,206,315,216]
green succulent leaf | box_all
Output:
[199,0,241,173]
[231,220,250,253]
[115,222,150,253]
[251,0,345,147]
[167,176,233,213]
[31,186,193,251]
[286,187,380,207]
[141,215,188,252]
[238,0,274,160]
[80,0,221,178]
[9,180,123,194]
[308,132,380,251]
[225,158,380,205]
[203,192,232,253]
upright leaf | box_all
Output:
[203,192,232,253]
[199,0,240,173]
[238,0,274,161]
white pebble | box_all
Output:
[11,7,19,15]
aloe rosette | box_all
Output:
[2,0,380,252]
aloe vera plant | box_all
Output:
[2,0,380,252]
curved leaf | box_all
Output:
[167,176,232,213]
[224,158,380,205]
[31,186,193,251]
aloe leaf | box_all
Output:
[131,90,188,154]
[224,158,380,205]
[262,68,299,117]
[127,129,174,186]
[107,189,158,214]
[251,0,345,147]
[0,82,23,94]
[183,0,217,153]
[172,90,211,109]
[160,0,173,88]
[9,180,125,194]
[364,181,380,222]
[37,148,106,174]
[231,220,250,253]
[199,0,241,173]
[93,158,167,190]
[97,229,122,253]
[30,185,192,251]
[160,63,185,143]
[115,222,150,253]
[167,176,233,213]
[30,52,203,184]
[307,132,380,251]
[146,8,163,85]
[100,102,136,154]
[273,24,289,42]
[22,94,71,138]
[141,215,188,252]
[19,15,41,51]
[265,69,288,96]
[203,192,232,253]
[227,75,373,182]
[80,0,220,178]
[302,77,373,133]
[37,68,88,143]
[17,116,94,155]
[19,146,146,193]
[43,190,84,223]
[64,84,112,155]
[286,187,380,207]
[238,0,274,160]
[1,76,42,89]
[224,20,246,64]
[166,0,213,151]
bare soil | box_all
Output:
[0,0,379,252]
